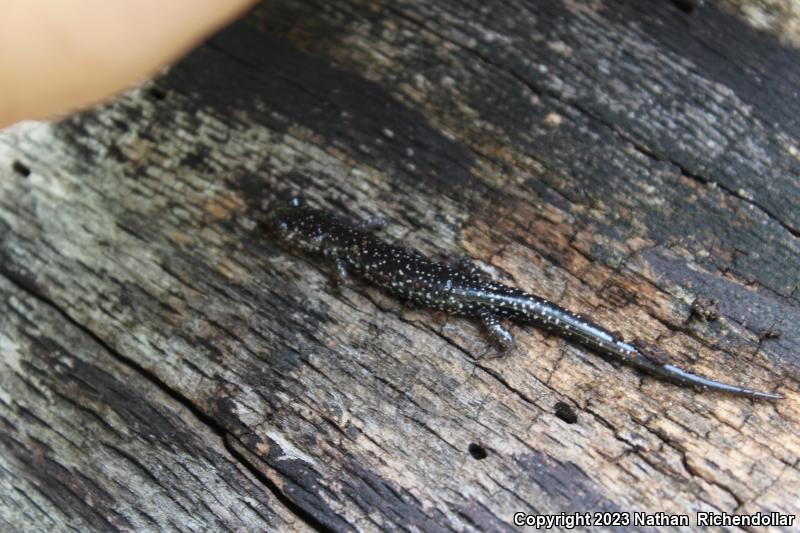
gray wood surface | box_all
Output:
[0,276,309,532]
[1,0,798,531]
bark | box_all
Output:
[1,0,798,531]
[0,276,310,532]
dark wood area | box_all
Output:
[1,0,798,530]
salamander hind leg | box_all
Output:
[478,309,515,358]
[357,217,389,232]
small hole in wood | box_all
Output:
[149,87,167,100]
[468,443,488,460]
[12,160,30,177]
[672,0,695,13]
[554,401,578,424]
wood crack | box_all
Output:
[0,266,335,533]
[386,1,800,241]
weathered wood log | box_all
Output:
[0,276,310,531]
[1,0,799,530]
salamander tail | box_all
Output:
[633,357,782,400]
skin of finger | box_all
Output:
[0,0,258,127]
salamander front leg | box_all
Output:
[478,309,515,357]
[450,256,490,281]
[331,257,350,289]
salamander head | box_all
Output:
[266,197,329,253]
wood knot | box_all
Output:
[758,326,782,341]
[690,296,719,322]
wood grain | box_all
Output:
[1,0,798,530]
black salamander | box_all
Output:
[267,198,782,401]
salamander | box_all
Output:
[267,197,782,401]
